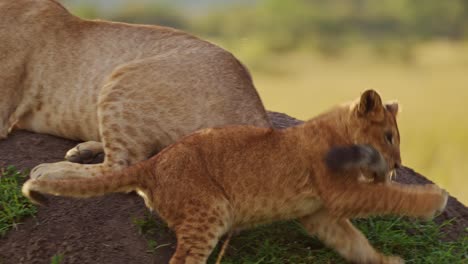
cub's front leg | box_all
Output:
[300,209,404,264]
[321,181,448,220]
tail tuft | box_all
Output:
[22,180,49,206]
[325,145,364,171]
[325,144,388,181]
[28,190,49,206]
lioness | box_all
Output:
[0,0,270,180]
[23,90,448,264]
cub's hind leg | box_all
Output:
[170,224,224,264]
[168,204,231,264]
[300,209,404,264]
[162,183,233,264]
[65,141,104,164]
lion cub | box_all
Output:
[23,90,448,264]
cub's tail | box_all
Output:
[22,163,150,205]
[325,144,388,181]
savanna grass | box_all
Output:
[135,214,467,263]
[0,166,36,237]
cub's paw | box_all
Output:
[435,188,449,216]
[421,185,449,220]
[65,141,104,164]
[22,180,49,206]
[381,255,405,264]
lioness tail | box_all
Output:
[22,163,150,205]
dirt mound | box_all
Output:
[0,112,466,264]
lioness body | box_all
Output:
[0,0,269,179]
[24,90,448,264]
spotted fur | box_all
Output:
[23,90,448,264]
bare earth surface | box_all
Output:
[0,112,466,264]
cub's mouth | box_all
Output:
[388,169,397,182]
[358,169,397,184]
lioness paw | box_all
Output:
[65,141,104,164]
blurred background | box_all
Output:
[61,0,468,204]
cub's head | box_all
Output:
[348,89,401,174]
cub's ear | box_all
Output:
[385,101,399,117]
[357,89,384,121]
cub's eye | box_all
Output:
[385,131,394,145]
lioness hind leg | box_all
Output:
[299,210,404,264]
[30,124,147,179]
[30,129,150,180]
[65,141,104,164]
[30,112,147,180]
[30,66,169,180]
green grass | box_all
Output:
[133,213,174,253]
[215,218,467,263]
[50,254,64,264]
[135,214,467,263]
[0,166,37,237]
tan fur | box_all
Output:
[0,0,270,180]
[23,90,448,264]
